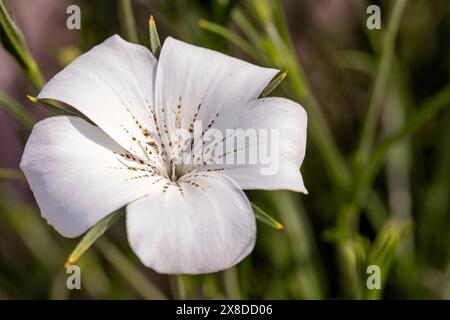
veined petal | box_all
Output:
[20,116,162,237]
[126,173,256,274]
[37,35,158,159]
[154,37,278,153]
[202,97,308,193]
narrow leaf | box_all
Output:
[117,0,138,43]
[65,210,123,268]
[0,91,35,130]
[0,167,26,182]
[199,18,261,62]
[27,95,94,125]
[251,202,284,230]
[148,15,161,58]
[97,238,168,299]
[363,219,410,299]
[259,70,287,98]
[0,0,44,88]
[355,0,408,165]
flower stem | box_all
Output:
[118,0,138,43]
[0,91,35,130]
[170,275,187,299]
[355,0,408,166]
[223,268,241,299]
[0,0,45,89]
[97,238,167,299]
[0,168,26,182]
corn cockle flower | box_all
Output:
[20,35,307,274]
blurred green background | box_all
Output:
[1,0,450,299]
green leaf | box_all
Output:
[148,15,161,59]
[355,0,408,165]
[97,238,168,299]
[0,168,26,182]
[0,0,44,88]
[251,202,283,230]
[363,218,410,299]
[199,18,261,62]
[65,210,123,268]
[0,91,35,130]
[27,95,94,125]
[259,70,287,98]
[117,0,138,43]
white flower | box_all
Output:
[20,35,307,274]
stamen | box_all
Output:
[171,160,177,182]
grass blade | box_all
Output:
[199,19,261,62]
[355,0,408,165]
[117,0,138,43]
[0,168,26,182]
[65,210,123,268]
[363,219,410,299]
[97,238,168,299]
[0,0,44,88]
[0,91,35,130]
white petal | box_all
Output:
[126,173,256,274]
[154,37,278,151]
[203,97,308,193]
[20,116,162,237]
[38,35,158,159]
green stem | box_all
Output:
[0,91,35,130]
[0,168,26,182]
[335,83,450,297]
[367,83,450,188]
[198,19,262,62]
[223,268,241,299]
[27,60,45,90]
[0,0,45,89]
[97,238,167,299]
[170,275,187,299]
[252,0,352,191]
[356,0,408,165]
[118,0,138,43]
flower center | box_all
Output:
[169,161,184,182]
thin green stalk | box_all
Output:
[223,268,241,299]
[231,9,266,53]
[0,0,44,89]
[198,19,261,62]
[97,238,167,299]
[264,0,351,190]
[0,168,26,182]
[335,81,450,298]
[170,275,187,299]
[0,91,35,130]
[367,83,450,191]
[118,0,138,43]
[335,1,408,298]
[233,4,351,190]
[356,0,408,165]
[266,191,326,299]
[363,218,410,299]
[338,83,450,237]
